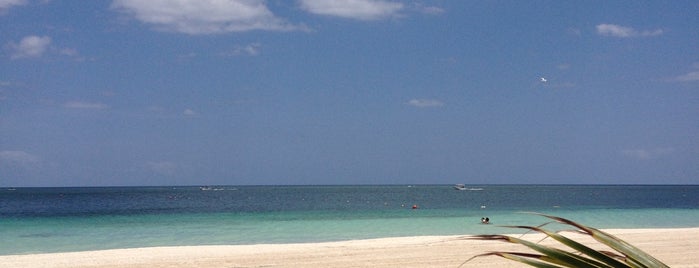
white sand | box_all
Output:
[3,228,699,268]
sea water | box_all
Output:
[1,185,698,255]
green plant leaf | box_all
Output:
[511,225,627,268]
[461,252,562,268]
[467,213,672,268]
[470,234,607,267]
[534,214,669,268]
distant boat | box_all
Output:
[200,186,212,191]
[200,186,225,191]
[454,184,483,191]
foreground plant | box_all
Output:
[462,213,669,268]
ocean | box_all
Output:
[1,185,698,255]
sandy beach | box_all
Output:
[3,228,699,268]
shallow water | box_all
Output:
[1,185,698,255]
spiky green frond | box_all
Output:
[464,214,670,268]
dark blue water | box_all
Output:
[1,185,698,255]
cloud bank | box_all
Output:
[110,0,435,34]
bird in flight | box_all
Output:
[540,77,547,83]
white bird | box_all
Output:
[540,77,547,83]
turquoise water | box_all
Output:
[1,185,698,255]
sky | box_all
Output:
[1,0,698,187]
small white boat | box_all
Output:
[454,184,484,191]
[200,186,225,191]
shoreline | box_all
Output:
[3,227,699,267]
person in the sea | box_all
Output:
[481,217,490,224]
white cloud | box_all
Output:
[111,0,303,34]
[596,24,663,38]
[183,108,197,116]
[63,101,109,109]
[6,35,52,59]
[299,0,403,20]
[407,99,444,108]
[0,0,26,13]
[0,150,40,166]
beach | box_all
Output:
[2,228,698,268]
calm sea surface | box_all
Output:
[1,185,698,255]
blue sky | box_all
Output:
[1,0,698,186]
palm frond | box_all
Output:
[533,213,669,268]
[464,213,669,268]
[460,252,563,268]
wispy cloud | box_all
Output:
[0,150,40,167]
[58,48,78,57]
[406,99,444,108]
[183,108,197,116]
[671,70,699,82]
[6,35,52,59]
[415,5,444,16]
[668,63,699,83]
[621,149,652,160]
[5,35,80,60]
[567,27,582,37]
[0,80,21,100]
[63,101,109,109]
[111,0,304,34]
[0,0,26,14]
[596,24,663,38]
[621,147,674,160]
[666,64,699,82]
[221,43,261,57]
[0,82,6,99]
[299,0,404,21]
